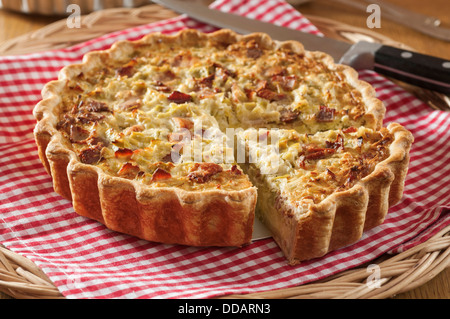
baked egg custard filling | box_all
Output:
[55,31,382,193]
[238,126,393,214]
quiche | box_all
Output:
[33,29,413,265]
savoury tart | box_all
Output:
[33,29,413,264]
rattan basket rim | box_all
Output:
[1,225,448,299]
[0,3,448,299]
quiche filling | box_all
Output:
[238,126,392,214]
[55,34,381,197]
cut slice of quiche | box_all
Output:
[238,123,412,264]
[33,29,413,264]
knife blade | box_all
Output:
[153,0,450,95]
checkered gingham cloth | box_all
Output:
[0,0,449,299]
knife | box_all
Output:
[153,0,450,95]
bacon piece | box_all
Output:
[253,80,286,102]
[188,163,223,183]
[69,125,89,142]
[304,148,336,160]
[74,100,108,122]
[256,88,286,102]
[256,88,277,101]
[316,105,336,122]
[244,87,256,100]
[342,126,357,134]
[116,58,137,77]
[198,74,215,88]
[325,134,344,151]
[116,66,133,77]
[118,162,140,179]
[168,132,182,143]
[151,168,171,182]
[61,100,109,128]
[297,155,306,169]
[193,72,221,98]
[297,144,336,167]
[255,80,269,92]
[57,114,75,130]
[247,47,263,59]
[168,117,193,143]
[172,54,184,67]
[85,100,110,113]
[86,135,109,148]
[79,146,102,164]
[170,144,183,163]
[244,39,264,59]
[168,91,192,104]
[230,165,242,175]
[272,75,298,91]
[69,84,84,93]
[114,148,133,159]
[279,108,300,123]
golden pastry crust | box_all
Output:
[33,29,412,262]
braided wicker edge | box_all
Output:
[0,225,448,299]
[0,4,448,299]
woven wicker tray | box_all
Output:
[0,4,449,299]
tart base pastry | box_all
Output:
[33,29,413,264]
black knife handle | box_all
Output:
[374,45,450,95]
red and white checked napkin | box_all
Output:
[0,0,449,299]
